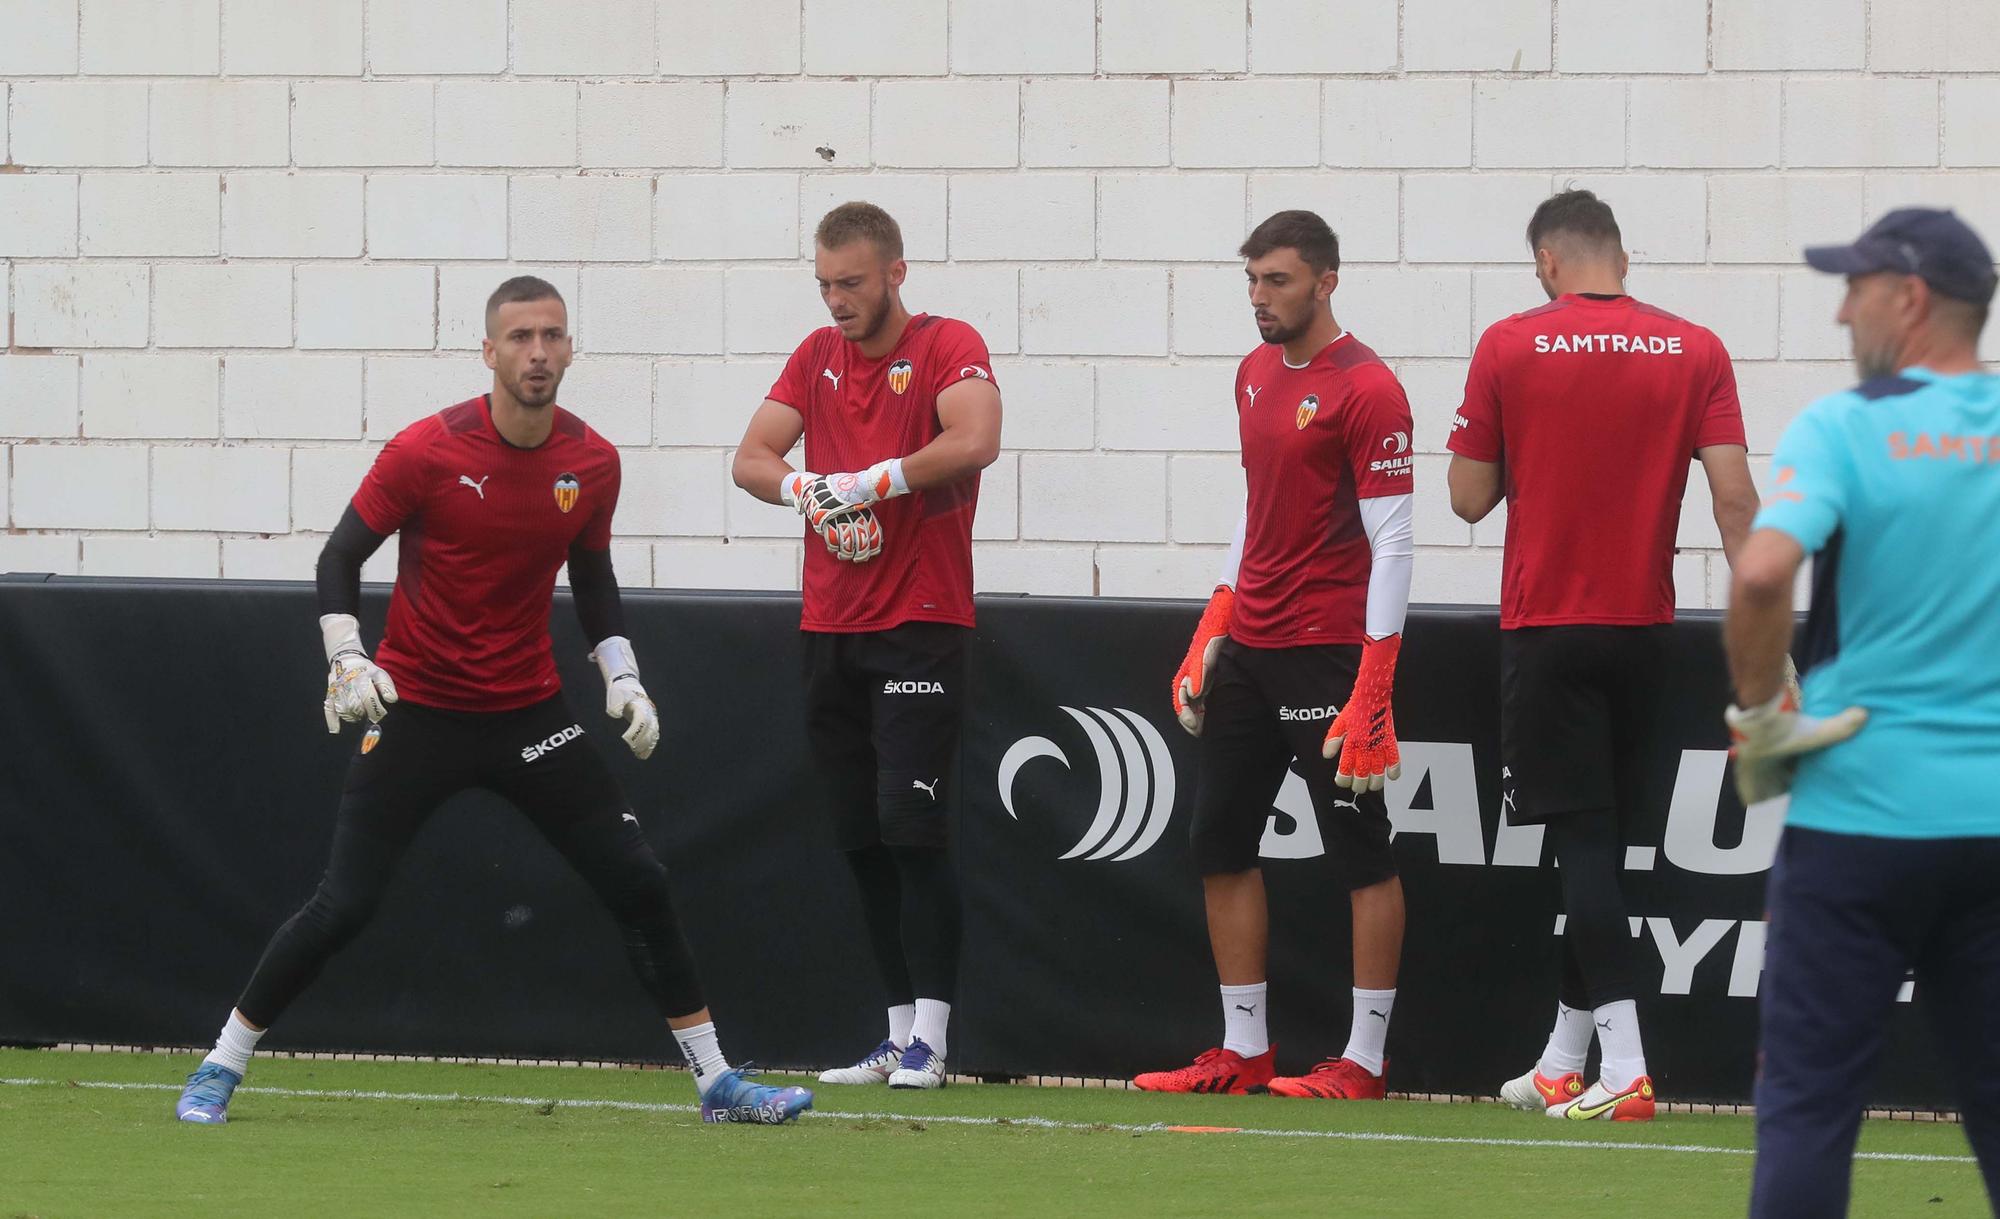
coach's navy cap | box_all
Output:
[1805,208,1998,304]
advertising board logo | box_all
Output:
[998,707,1176,862]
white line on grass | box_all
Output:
[2,1077,1976,1165]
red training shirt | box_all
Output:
[1448,293,1746,629]
[768,314,994,633]
[1231,333,1414,647]
[350,395,621,711]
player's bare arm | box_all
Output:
[1696,444,1760,567]
[731,399,809,506]
[1446,454,1504,523]
[894,376,1002,490]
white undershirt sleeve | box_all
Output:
[1358,493,1414,638]
[1218,509,1246,589]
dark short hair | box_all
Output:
[1526,189,1623,254]
[1240,210,1340,274]
[485,275,565,336]
[815,201,904,260]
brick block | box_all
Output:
[1714,0,1863,69]
[1324,80,1471,169]
[1865,174,2000,252]
[1098,174,1245,262]
[1174,80,1319,169]
[1169,452,1246,544]
[80,534,219,578]
[1404,0,1550,71]
[659,0,800,74]
[82,0,218,73]
[652,540,798,591]
[559,542,650,588]
[951,0,1094,74]
[1022,267,1167,356]
[580,84,724,169]
[151,81,289,167]
[555,359,651,447]
[1629,80,1780,169]
[0,536,80,575]
[875,82,1017,169]
[509,176,652,263]
[291,446,377,529]
[1250,0,1396,73]
[1870,0,2000,71]
[154,265,293,349]
[973,544,1094,595]
[1020,453,1165,542]
[804,0,943,74]
[367,175,508,261]
[14,445,149,528]
[1475,82,1625,169]
[437,264,581,351]
[293,82,434,167]
[1173,267,1257,358]
[904,264,1020,354]
[1095,546,1228,598]
[0,357,81,438]
[723,268,838,356]
[1558,174,1707,264]
[1677,461,1724,550]
[1946,80,2000,167]
[1098,362,1240,452]
[1024,80,1170,168]
[1778,269,1853,361]
[950,175,1094,261]
[224,355,364,439]
[153,446,291,532]
[80,173,218,257]
[224,173,364,258]
[297,265,436,351]
[512,0,655,75]
[1472,268,1540,337]
[1393,360,1472,451]
[1336,268,1472,358]
[0,0,79,73]
[726,83,870,170]
[1101,0,1244,72]
[222,533,367,581]
[1404,174,1558,263]
[1555,0,1705,72]
[1673,553,1710,611]
[82,354,218,439]
[368,0,507,74]
[657,174,800,261]
[1629,269,1779,360]
[726,479,806,539]
[439,83,577,168]
[10,82,147,167]
[1733,361,1849,453]
[1411,454,1471,546]
[16,265,149,348]
[225,0,364,74]
[1709,175,1866,264]
[580,267,726,355]
[656,360,784,447]
[1784,80,1939,169]
[973,452,1018,541]
[0,175,77,257]
[1410,547,1502,606]
[989,361,1093,450]
[1248,174,1399,263]
[615,449,726,537]
[365,357,485,438]
[800,175,948,260]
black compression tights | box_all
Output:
[1550,811,1641,1011]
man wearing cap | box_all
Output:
[1725,208,2000,1216]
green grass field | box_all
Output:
[0,1049,1983,1218]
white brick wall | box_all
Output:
[0,1,1989,613]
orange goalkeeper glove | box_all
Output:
[1322,634,1402,791]
[1172,586,1234,736]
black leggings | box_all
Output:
[1550,811,1641,1011]
[236,694,704,1027]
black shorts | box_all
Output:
[803,621,967,852]
[1189,637,1397,888]
[1500,625,1669,824]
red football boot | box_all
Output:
[1132,1046,1277,1094]
[1265,1057,1387,1099]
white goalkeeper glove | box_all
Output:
[590,635,659,760]
[1724,658,1866,805]
[822,458,909,507]
[783,470,884,563]
[320,613,398,733]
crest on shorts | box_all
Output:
[1296,394,1320,430]
[554,472,581,513]
[361,724,382,755]
[888,359,914,395]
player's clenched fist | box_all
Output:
[1323,633,1403,791]
[1172,586,1235,736]
[319,613,398,732]
[590,636,660,760]
[783,470,884,562]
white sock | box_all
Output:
[672,1021,730,1096]
[1342,988,1395,1077]
[1538,1002,1593,1077]
[1592,999,1647,1091]
[910,998,951,1059]
[1220,982,1269,1057]
[202,1010,264,1077]
[887,1003,915,1049]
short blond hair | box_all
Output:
[814,201,903,260]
